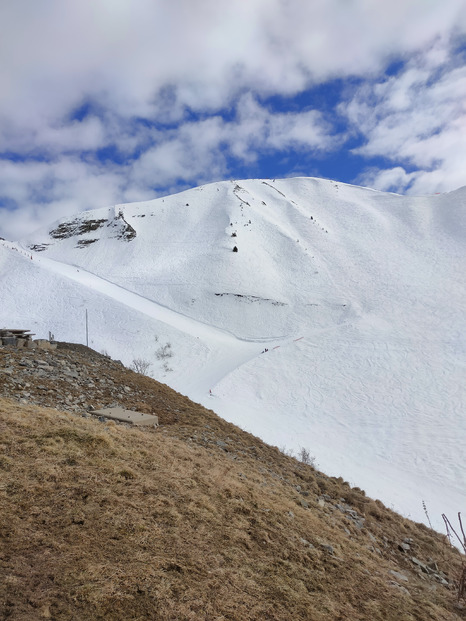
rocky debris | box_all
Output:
[399,537,413,552]
[412,556,431,573]
[334,500,366,529]
[410,557,450,585]
[0,343,157,423]
[317,495,366,529]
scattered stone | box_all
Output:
[411,557,430,574]
[389,570,409,582]
[389,581,410,596]
[353,517,365,530]
[94,406,158,427]
[427,561,439,573]
[433,574,449,586]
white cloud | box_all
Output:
[345,49,466,194]
[2,117,106,156]
[356,167,416,194]
[128,95,339,190]
[0,158,125,239]
[232,94,337,154]
[0,0,466,236]
[1,0,465,130]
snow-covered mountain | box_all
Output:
[1,177,465,531]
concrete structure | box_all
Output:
[34,339,57,351]
[0,329,57,350]
[93,406,158,426]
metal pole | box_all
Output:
[85,309,89,346]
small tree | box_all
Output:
[130,358,152,375]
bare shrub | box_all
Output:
[156,343,173,360]
[298,447,316,467]
[442,512,466,601]
[129,358,152,376]
[279,446,295,458]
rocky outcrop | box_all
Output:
[49,218,108,240]
[0,343,156,421]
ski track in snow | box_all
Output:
[30,251,286,393]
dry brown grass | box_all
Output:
[1,393,465,620]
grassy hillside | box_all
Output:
[0,344,465,620]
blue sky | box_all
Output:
[0,0,465,239]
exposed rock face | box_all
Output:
[30,209,137,252]
[49,218,108,240]
[112,210,136,241]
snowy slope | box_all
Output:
[1,177,465,531]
